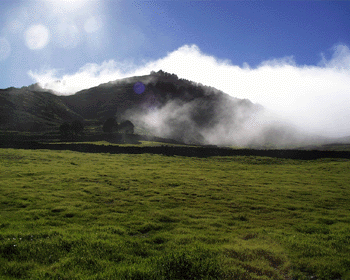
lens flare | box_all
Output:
[133,82,145,94]
[25,24,50,50]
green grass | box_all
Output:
[0,148,349,279]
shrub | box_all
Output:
[103,118,117,133]
[71,120,84,135]
[59,122,71,137]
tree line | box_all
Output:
[59,118,134,137]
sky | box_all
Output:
[0,0,350,137]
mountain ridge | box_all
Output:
[0,70,347,146]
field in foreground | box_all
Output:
[0,148,349,280]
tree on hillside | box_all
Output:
[103,117,117,133]
[71,120,84,135]
[59,122,71,137]
[119,120,134,134]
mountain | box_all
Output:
[59,70,264,145]
[59,71,253,120]
[0,70,344,146]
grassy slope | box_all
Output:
[0,148,349,279]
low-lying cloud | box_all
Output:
[124,95,279,147]
[29,44,350,138]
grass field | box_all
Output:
[0,147,349,279]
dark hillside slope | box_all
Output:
[60,78,141,120]
[0,90,16,126]
[60,71,253,121]
[0,85,83,131]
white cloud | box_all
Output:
[320,44,350,69]
[28,44,350,137]
[28,60,129,93]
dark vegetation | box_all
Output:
[102,118,118,133]
[119,120,134,134]
[59,120,84,137]
[1,141,350,160]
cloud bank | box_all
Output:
[28,44,350,138]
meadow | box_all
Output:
[0,147,349,279]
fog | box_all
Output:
[29,44,350,139]
[122,84,319,147]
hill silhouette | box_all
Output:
[0,70,345,147]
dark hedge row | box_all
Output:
[1,141,350,160]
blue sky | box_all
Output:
[0,0,350,137]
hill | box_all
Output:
[0,84,82,132]
[0,70,346,147]
[59,70,264,145]
[0,71,261,144]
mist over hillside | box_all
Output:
[0,70,341,147]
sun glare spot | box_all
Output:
[25,24,50,50]
[44,0,91,14]
[0,37,11,61]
